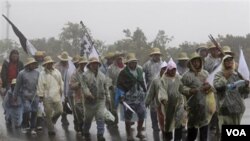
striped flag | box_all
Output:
[80,34,99,59]
[2,14,37,56]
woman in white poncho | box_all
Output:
[158,59,186,141]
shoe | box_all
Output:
[21,128,28,134]
[31,129,37,135]
[37,126,43,130]
[48,131,56,136]
[97,134,105,141]
[83,132,91,140]
[136,132,146,139]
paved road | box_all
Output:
[0,98,250,141]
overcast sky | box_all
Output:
[0,0,250,47]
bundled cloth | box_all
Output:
[104,108,115,122]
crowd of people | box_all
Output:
[0,43,249,141]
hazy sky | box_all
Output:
[0,0,250,47]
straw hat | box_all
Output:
[57,51,72,61]
[72,55,80,63]
[207,43,217,49]
[11,79,16,85]
[42,56,55,66]
[126,53,138,63]
[222,46,232,53]
[196,44,207,52]
[24,57,37,67]
[87,57,101,68]
[104,52,115,59]
[113,51,125,58]
[149,48,162,56]
[34,51,45,56]
[189,52,201,61]
[177,52,189,60]
[78,56,88,64]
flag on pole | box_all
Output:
[80,34,99,59]
[2,14,37,56]
[238,48,249,80]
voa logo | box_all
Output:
[226,129,246,136]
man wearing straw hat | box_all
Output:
[55,51,76,127]
[13,57,39,135]
[34,51,46,72]
[204,43,222,74]
[145,61,167,139]
[106,51,125,128]
[181,52,215,141]
[143,47,162,132]
[69,56,88,135]
[33,51,46,130]
[72,55,80,68]
[81,57,111,141]
[37,56,64,136]
[176,52,189,75]
[196,44,208,61]
[117,53,147,141]
[100,52,115,74]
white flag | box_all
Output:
[238,48,249,80]
[89,45,99,59]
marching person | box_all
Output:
[69,56,88,135]
[204,44,222,74]
[100,52,115,74]
[3,79,23,129]
[81,57,111,141]
[213,55,249,132]
[106,51,125,128]
[143,47,162,132]
[117,53,147,141]
[176,52,189,75]
[33,51,46,130]
[196,44,208,61]
[145,61,167,138]
[55,51,75,127]
[181,52,215,141]
[1,49,24,91]
[13,57,39,135]
[37,56,64,136]
[158,59,186,141]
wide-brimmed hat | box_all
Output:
[11,79,16,85]
[177,52,189,60]
[189,52,201,61]
[222,46,232,53]
[57,51,72,61]
[207,42,217,49]
[34,51,45,56]
[113,51,125,58]
[72,55,80,63]
[24,57,37,67]
[104,52,115,59]
[42,56,55,66]
[196,44,208,52]
[87,57,101,68]
[78,56,88,64]
[149,48,162,56]
[126,53,138,63]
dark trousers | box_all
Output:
[187,125,208,141]
[165,126,183,141]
